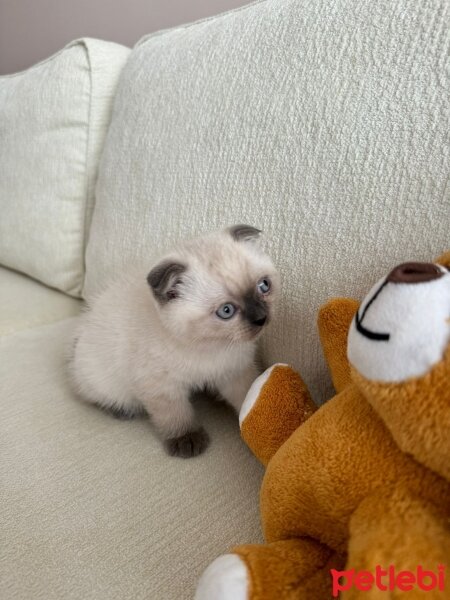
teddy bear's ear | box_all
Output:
[318,298,360,393]
[435,251,450,269]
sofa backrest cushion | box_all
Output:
[0,38,130,296]
[84,0,449,402]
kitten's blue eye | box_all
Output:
[216,303,236,319]
[257,278,271,294]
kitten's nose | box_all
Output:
[253,316,267,327]
[387,262,443,284]
[244,296,267,328]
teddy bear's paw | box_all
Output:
[239,363,288,426]
[195,554,249,600]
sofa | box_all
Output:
[1,0,448,598]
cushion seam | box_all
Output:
[0,38,90,79]
[136,0,268,48]
[79,40,94,299]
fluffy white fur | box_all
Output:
[69,226,278,457]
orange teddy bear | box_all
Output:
[196,256,450,599]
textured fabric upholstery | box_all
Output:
[85,0,450,402]
[0,39,130,296]
[0,266,81,336]
[0,319,264,599]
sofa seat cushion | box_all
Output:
[85,0,450,403]
[0,267,81,336]
[0,319,264,600]
[0,39,130,296]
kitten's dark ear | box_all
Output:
[147,260,186,303]
[228,224,262,242]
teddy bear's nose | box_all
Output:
[387,262,443,284]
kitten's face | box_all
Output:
[147,226,279,347]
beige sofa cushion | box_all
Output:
[0,267,81,336]
[0,39,130,297]
[0,319,263,599]
[85,0,449,402]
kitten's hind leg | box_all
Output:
[68,334,144,420]
[73,386,145,420]
[95,401,146,420]
[137,387,209,458]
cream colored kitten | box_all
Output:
[69,225,278,458]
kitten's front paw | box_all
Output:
[165,428,210,458]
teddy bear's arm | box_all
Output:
[317,298,359,393]
[240,365,317,466]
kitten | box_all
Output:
[69,225,278,458]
